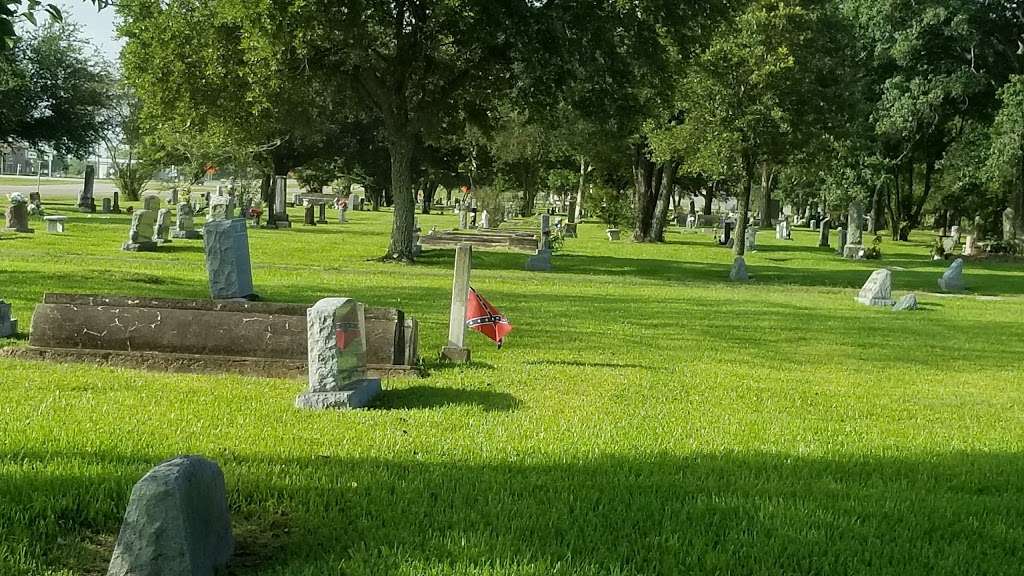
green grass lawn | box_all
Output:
[1,198,1023,575]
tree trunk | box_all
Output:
[632,145,660,242]
[734,153,754,257]
[261,172,274,227]
[385,132,416,261]
[649,160,680,242]
[759,162,774,229]
[572,157,590,224]
[703,187,714,215]
[421,179,436,214]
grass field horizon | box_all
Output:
[2,196,1023,575]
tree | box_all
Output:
[987,76,1024,237]
[102,82,155,201]
[0,19,110,156]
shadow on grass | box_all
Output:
[374,386,519,412]
[4,450,1024,575]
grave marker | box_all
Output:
[938,258,966,292]
[441,244,472,363]
[122,195,161,251]
[203,219,256,300]
[0,301,17,337]
[77,165,96,213]
[295,298,382,409]
[856,269,895,306]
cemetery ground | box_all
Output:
[2,197,1024,575]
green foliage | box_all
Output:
[585,185,631,229]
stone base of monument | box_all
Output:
[122,241,158,252]
[440,346,471,364]
[172,229,202,239]
[525,249,552,272]
[843,244,865,259]
[295,379,382,410]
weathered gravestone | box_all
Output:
[28,191,42,213]
[4,193,33,233]
[480,210,491,230]
[856,269,895,307]
[349,193,360,212]
[744,226,757,252]
[810,219,818,231]
[122,195,161,252]
[836,228,847,255]
[818,218,831,248]
[208,195,231,222]
[44,215,66,233]
[441,244,473,363]
[203,219,256,300]
[0,301,17,337]
[272,176,291,228]
[893,293,919,311]
[295,298,382,409]
[155,209,172,244]
[848,201,865,245]
[112,190,122,213]
[77,165,96,213]
[106,456,233,576]
[963,234,978,257]
[729,256,749,282]
[525,214,553,271]
[938,258,966,292]
[317,202,328,224]
[102,197,112,213]
[303,202,316,226]
[1003,207,1018,242]
[173,202,201,239]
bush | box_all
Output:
[585,186,631,229]
[864,235,883,259]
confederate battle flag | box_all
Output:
[466,287,512,348]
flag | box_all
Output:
[466,287,512,348]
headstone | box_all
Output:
[155,209,172,244]
[810,219,818,231]
[349,193,359,211]
[317,202,328,224]
[296,298,382,409]
[0,300,17,337]
[106,456,233,576]
[836,227,847,255]
[458,207,468,230]
[938,258,966,292]
[950,225,961,246]
[818,218,831,248]
[848,200,865,246]
[892,293,918,311]
[963,234,977,256]
[112,190,122,213]
[173,202,201,239]
[525,249,552,272]
[77,165,96,213]
[208,195,230,222]
[4,194,33,233]
[28,191,41,212]
[273,176,291,228]
[856,269,895,306]
[44,215,66,233]
[303,202,316,226]
[729,256,749,282]
[719,222,733,246]
[540,213,551,249]
[359,198,366,211]
[203,219,256,300]
[776,222,784,240]
[169,188,179,206]
[480,210,491,229]
[744,226,757,252]
[102,198,112,213]
[1003,207,1017,241]
[441,244,472,363]
[122,195,161,251]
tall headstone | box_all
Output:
[0,300,17,337]
[317,202,328,224]
[349,193,359,211]
[77,165,96,213]
[963,234,978,257]
[836,228,848,255]
[155,209,172,244]
[169,187,179,206]
[208,195,230,222]
[28,191,42,213]
[303,202,316,226]
[122,195,161,252]
[173,202,201,239]
[818,218,831,248]
[112,190,122,214]
[480,210,491,229]
[106,456,233,576]
[744,225,757,252]
[730,256,749,282]
[856,269,895,307]
[938,258,966,292]
[102,198,112,213]
[295,298,382,409]
[1003,207,1017,241]
[203,219,256,300]
[4,193,33,233]
[848,200,865,246]
[441,244,472,363]
[273,176,291,228]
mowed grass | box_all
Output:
[1,196,1024,575]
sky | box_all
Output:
[60,1,123,62]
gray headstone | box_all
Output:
[173,202,200,239]
[273,177,290,225]
[525,249,553,272]
[892,293,918,311]
[4,200,33,233]
[938,258,965,292]
[810,219,818,231]
[818,218,831,248]
[729,256,749,282]
[102,197,112,213]
[107,456,232,576]
[78,165,96,212]
[856,269,895,306]
[480,210,491,229]
[208,195,230,222]
[744,226,757,252]
[155,209,172,244]
[0,300,17,337]
[296,298,381,409]
[203,219,256,299]
[123,200,159,251]
[836,228,848,254]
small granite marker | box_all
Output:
[4,193,33,233]
[0,300,17,337]
[173,202,201,239]
[856,269,895,307]
[155,209,172,244]
[122,195,161,252]
[296,298,382,409]
[893,293,918,311]
[107,456,233,576]
[938,258,966,292]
